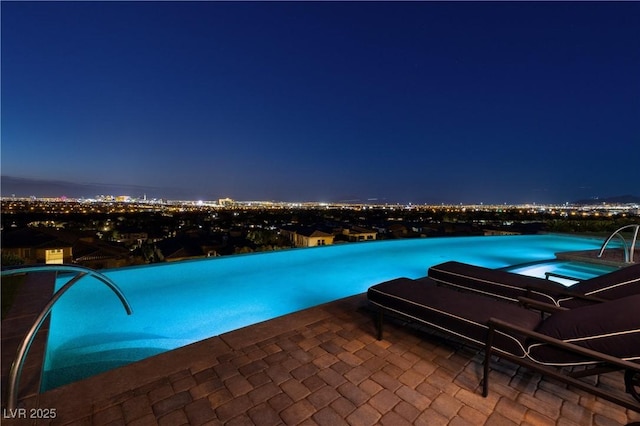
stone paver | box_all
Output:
[2,293,638,426]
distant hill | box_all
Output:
[0,176,175,199]
[572,195,640,205]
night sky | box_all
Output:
[2,2,639,204]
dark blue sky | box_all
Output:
[2,2,639,203]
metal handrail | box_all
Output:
[597,224,639,263]
[1,264,133,410]
[544,271,582,283]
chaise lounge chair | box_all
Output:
[367,277,640,411]
[427,261,640,308]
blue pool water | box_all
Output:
[505,260,616,285]
[42,234,608,390]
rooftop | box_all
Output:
[3,275,639,425]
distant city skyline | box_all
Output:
[3,175,639,206]
[2,2,639,204]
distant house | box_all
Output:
[340,226,377,242]
[72,239,131,269]
[1,228,133,269]
[1,228,73,264]
[483,228,521,236]
[280,226,335,248]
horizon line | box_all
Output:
[1,175,639,207]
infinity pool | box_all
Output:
[43,234,608,390]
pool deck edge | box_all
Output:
[27,294,350,422]
[556,248,637,268]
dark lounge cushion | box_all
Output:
[529,294,640,364]
[427,261,565,304]
[561,263,640,308]
[428,261,640,309]
[368,277,542,356]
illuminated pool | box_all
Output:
[43,234,607,390]
[504,259,616,285]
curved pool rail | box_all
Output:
[1,264,133,410]
[598,224,639,263]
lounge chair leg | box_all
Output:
[482,353,490,397]
[625,370,640,403]
[483,326,496,397]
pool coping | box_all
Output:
[556,248,636,267]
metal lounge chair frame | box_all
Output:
[367,277,640,412]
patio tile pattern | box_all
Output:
[3,294,640,425]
